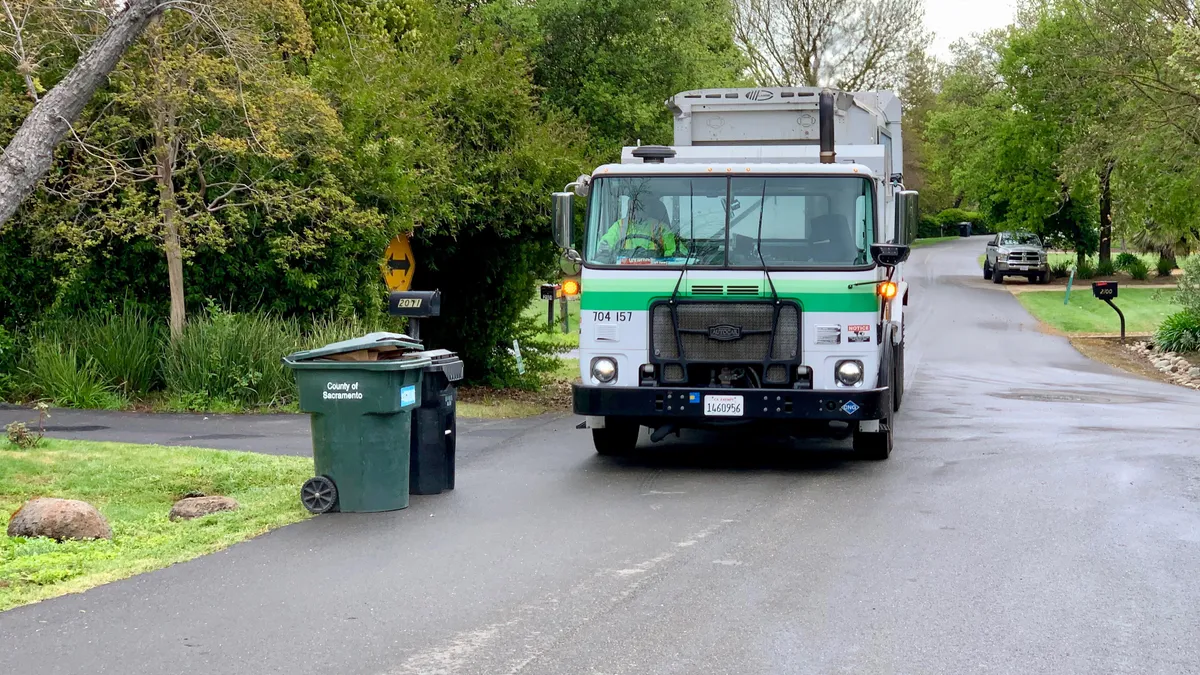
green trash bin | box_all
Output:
[284,333,430,514]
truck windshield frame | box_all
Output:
[582,174,878,270]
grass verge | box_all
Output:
[522,295,580,350]
[457,358,577,419]
[0,439,311,611]
[1016,288,1181,335]
[912,236,959,248]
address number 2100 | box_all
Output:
[591,311,632,323]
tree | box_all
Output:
[733,0,927,89]
[46,0,356,338]
[925,32,1099,264]
[302,0,588,382]
[534,0,746,152]
[0,0,163,227]
[897,47,946,210]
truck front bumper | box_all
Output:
[996,261,1049,273]
[573,384,891,422]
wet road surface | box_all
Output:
[3,236,1199,674]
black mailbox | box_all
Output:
[540,283,560,300]
[388,290,441,317]
[1092,281,1118,299]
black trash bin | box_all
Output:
[958,221,972,237]
[409,349,464,495]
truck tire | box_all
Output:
[983,261,993,280]
[893,342,905,413]
[592,419,639,456]
[992,271,1004,284]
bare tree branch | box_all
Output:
[0,0,166,227]
[733,0,928,88]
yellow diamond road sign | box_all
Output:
[383,235,415,291]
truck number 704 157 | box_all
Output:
[591,311,632,323]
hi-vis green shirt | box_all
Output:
[599,219,687,257]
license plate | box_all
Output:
[1015,265,1029,271]
[704,395,743,417]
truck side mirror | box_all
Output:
[896,190,919,245]
[871,243,911,267]
[552,192,574,250]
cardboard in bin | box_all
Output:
[286,332,425,364]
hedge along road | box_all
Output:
[3,236,1200,675]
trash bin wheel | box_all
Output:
[301,476,339,514]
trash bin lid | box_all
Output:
[285,332,426,365]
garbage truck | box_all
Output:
[553,87,919,460]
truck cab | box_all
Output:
[554,87,918,460]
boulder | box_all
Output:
[6,498,112,541]
[1189,367,1200,379]
[169,496,239,521]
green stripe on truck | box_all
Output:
[579,279,880,312]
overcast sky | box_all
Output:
[924,0,1018,59]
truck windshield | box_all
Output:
[583,175,875,267]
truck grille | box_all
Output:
[1007,251,1040,264]
[650,301,800,384]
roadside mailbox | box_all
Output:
[540,283,561,330]
[1092,281,1118,299]
[1092,281,1125,343]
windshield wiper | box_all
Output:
[668,182,698,303]
[755,180,779,302]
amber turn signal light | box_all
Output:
[562,279,580,296]
[877,281,898,300]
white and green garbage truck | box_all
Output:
[552,87,919,459]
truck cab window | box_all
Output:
[728,176,874,267]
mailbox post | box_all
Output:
[540,283,560,331]
[1092,281,1125,343]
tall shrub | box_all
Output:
[162,309,302,408]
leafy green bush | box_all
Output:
[1096,260,1116,277]
[1051,261,1072,279]
[934,208,989,234]
[1154,311,1200,353]
[22,337,123,409]
[1178,256,1200,316]
[1114,252,1140,270]
[163,309,303,409]
[1157,256,1175,277]
[1128,259,1151,281]
[1075,261,1096,280]
[917,215,943,239]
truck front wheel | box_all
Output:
[592,418,640,456]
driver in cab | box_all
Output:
[596,197,688,263]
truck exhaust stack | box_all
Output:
[819,90,836,164]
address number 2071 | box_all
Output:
[592,311,632,323]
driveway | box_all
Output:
[0,407,538,459]
[2,236,1198,675]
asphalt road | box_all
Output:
[4,236,1200,675]
[0,406,535,460]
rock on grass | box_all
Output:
[169,496,239,521]
[7,498,113,541]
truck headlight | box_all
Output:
[835,360,864,386]
[591,357,618,384]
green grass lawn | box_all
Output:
[0,438,311,611]
[1016,288,1181,334]
[522,294,580,349]
[912,236,959,248]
